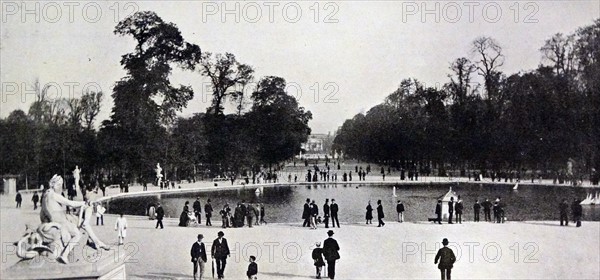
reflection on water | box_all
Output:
[108,183,600,222]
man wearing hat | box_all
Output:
[211,231,230,279]
[322,230,340,279]
[191,234,207,280]
[434,238,456,280]
[193,198,202,225]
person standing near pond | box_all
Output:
[303,198,311,227]
[15,191,22,208]
[571,198,583,227]
[396,200,405,222]
[32,192,40,210]
[559,199,569,226]
[323,230,340,279]
[155,202,164,229]
[310,200,319,229]
[220,204,231,228]
[260,203,266,225]
[205,199,213,226]
[447,197,454,224]
[330,199,340,228]
[482,198,492,222]
[365,200,373,224]
[323,199,330,228]
[193,198,202,225]
[434,238,456,280]
[246,203,255,228]
[455,196,463,224]
[377,200,385,227]
[473,200,481,222]
[435,200,442,224]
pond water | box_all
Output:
[107,183,600,222]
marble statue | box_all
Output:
[16,174,109,264]
[155,163,163,186]
[72,166,81,190]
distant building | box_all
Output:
[299,133,334,159]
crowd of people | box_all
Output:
[170,198,266,229]
[302,198,340,229]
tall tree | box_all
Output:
[100,11,201,178]
[248,76,312,169]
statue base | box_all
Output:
[3,248,128,279]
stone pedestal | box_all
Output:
[3,248,128,279]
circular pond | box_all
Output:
[107,183,600,222]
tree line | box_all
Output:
[0,11,311,189]
[333,19,600,178]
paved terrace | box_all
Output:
[2,174,599,279]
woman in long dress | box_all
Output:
[365,200,373,224]
[179,201,190,227]
[115,213,127,245]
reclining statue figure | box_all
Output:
[16,174,109,264]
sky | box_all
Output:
[1,1,599,134]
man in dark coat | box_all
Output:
[155,203,164,229]
[330,199,340,228]
[32,192,40,210]
[377,200,385,227]
[240,201,247,227]
[447,197,454,224]
[482,198,492,222]
[455,197,463,224]
[322,230,340,279]
[211,231,230,279]
[193,198,202,225]
[323,199,330,228]
[191,234,207,280]
[302,198,311,227]
[246,203,255,228]
[434,238,456,280]
[559,199,569,226]
[15,192,22,208]
[571,199,583,227]
[205,199,213,226]
[435,200,442,224]
[473,200,481,222]
[396,200,405,222]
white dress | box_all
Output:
[115,217,127,238]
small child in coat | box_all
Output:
[247,255,258,279]
[312,242,325,279]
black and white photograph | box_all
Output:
[1,1,599,279]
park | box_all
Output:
[1,2,600,280]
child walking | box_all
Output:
[115,213,128,245]
[312,242,325,279]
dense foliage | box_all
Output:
[333,20,600,176]
[0,11,311,188]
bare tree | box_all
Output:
[447,57,477,103]
[471,36,504,99]
[199,52,254,115]
[540,33,577,76]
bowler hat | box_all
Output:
[327,230,334,236]
[442,238,449,245]
[218,231,224,237]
